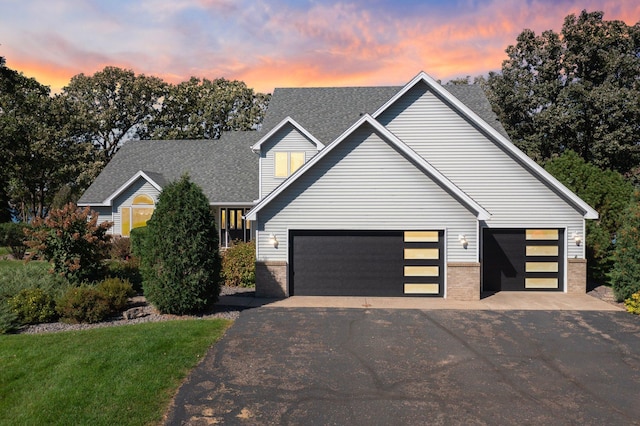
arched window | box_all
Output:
[133,194,154,205]
[121,194,155,236]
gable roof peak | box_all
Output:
[372,71,598,220]
[251,116,324,152]
[246,112,490,221]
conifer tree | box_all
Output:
[141,175,221,314]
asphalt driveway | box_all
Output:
[165,308,640,425]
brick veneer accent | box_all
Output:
[566,258,587,294]
[255,261,288,298]
[447,262,480,301]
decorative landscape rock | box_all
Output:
[123,307,149,320]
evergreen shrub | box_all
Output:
[141,175,221,315]
[222,241,255,287]
[610,196,640,301]
[0,302,18,334]
[545,151,634,283]
[106,257,143,292]
[96,278,135,312]
[56,286,111,324]
[130,226,148,258]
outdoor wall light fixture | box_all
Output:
[269,234,279,248]
[458,234,468,249]
[572,232,582,246]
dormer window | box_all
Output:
[274,152,305,177]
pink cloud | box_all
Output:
[2,0,638,94]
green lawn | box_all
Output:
[0,258,34,269]
[0,319,231,425]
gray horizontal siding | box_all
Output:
[378,83,585,258]
[261,124,319,197]
[90,206,113,233]
[257,123,478,262]
[112,178,160,235]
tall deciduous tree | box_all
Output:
[149,77,270,140]
[62,66,168,162]
[486,10,640,174]
[0,66,94,220]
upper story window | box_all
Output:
[274,152,305,177]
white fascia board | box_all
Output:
[98,171,164,207]
[373,71,599,220]
[250,116,325,152]
[246,114,490,221]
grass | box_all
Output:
[0,259,50,274]
[0,319,231,425]
[0,260,64,300]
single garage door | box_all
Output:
[290,230,444,296]
[482,228,564,292]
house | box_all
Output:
[79,71,598,301]
[77,134,257,248]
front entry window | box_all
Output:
[121,194,155,237]
[220,207,252,247]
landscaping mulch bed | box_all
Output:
[17,286,254,335]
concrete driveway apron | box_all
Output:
[165,308,640,425]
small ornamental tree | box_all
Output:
[610,196,640,302]
[141,175,221,314]
[25,203,112,282]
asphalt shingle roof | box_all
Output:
[260,84,510,143]
[78,132,258,204]
[79,82,508,205]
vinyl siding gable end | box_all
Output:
[377,83,586,258]
[258,122,478,262]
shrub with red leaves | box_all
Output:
[25,203,113,283]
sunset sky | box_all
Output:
[1,0,638,94]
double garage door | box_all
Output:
[289,228,565,296]
[290,230,444,296]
